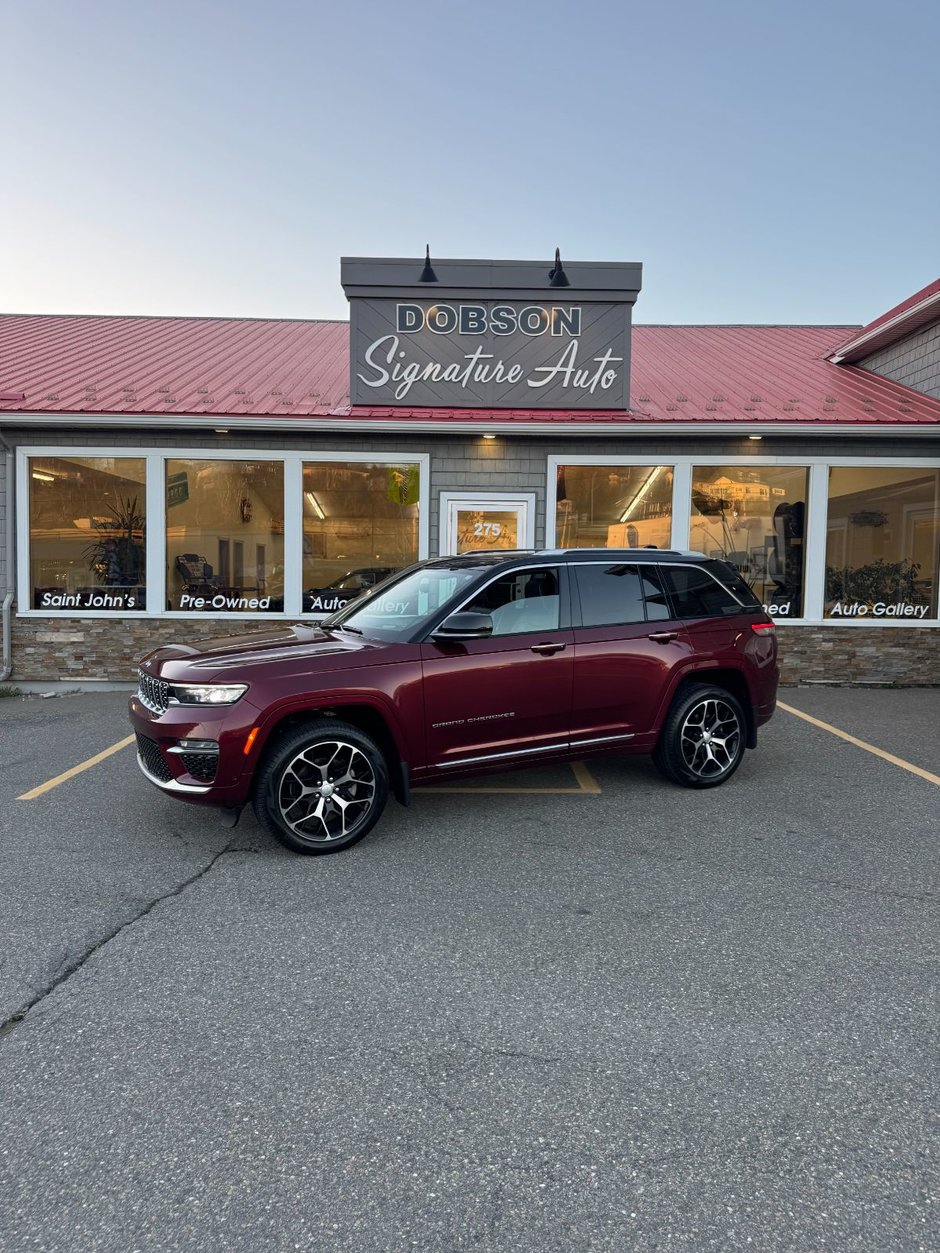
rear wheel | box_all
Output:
[252,720,389,854]
[653,684,746,789]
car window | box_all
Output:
[327,565,480,639]
[574,564,647,626]
[641,566,672,620]
[659,564,747,618]
[463,568,561,636]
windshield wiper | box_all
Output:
[335,623,363,634]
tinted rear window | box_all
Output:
[660,564,756,618]
[574,563,672,626]
[704,560,763,608]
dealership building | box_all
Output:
[1,256,938,687]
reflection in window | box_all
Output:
[302,462,420,614]
[574,564,671,626]
[166,460,284,612]
[29,456,146,611]
[465,568,560,635]
[555,465,673,549]
[690,466,808,617]
[825,467,939,620]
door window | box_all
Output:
[573,563,673,626]
[463,568,561,635]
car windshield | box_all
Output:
[323,564,481,640]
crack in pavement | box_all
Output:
[0,843,244,1041]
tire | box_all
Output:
[252,719,389,854]
[652,684,746,789]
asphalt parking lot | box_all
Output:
[0,687,937,1252]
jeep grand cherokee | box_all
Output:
[129,549,779,854]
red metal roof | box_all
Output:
[1,313,939,427]
[829,277,940,363]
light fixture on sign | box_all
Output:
[418,245,438,283]
[548,246,570,288]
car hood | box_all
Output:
[139,624,399,683]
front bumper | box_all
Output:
[129,694,259,807]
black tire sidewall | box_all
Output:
[252,719,389,854]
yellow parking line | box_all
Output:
[778,700,940,787]
[416,760,601,795]
[17,734,136,800]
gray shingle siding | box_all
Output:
[859,319,940,399]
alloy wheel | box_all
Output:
[277,739,377,843]
[678,697,742,780]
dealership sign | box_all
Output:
[342,256,642,411]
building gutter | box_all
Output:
[1,411,938,438]
[0,424,14,682]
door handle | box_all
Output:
[530,642,566,655]
[648,631,679,644]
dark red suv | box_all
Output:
[129,550,779,854]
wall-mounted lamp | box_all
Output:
[748,434,762,441]
[418,245,438,283]
[548,247,570,288]
[214,427,229,435]
[482,432,497,440]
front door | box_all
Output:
[440,492,536,556]
[421,564,574,769]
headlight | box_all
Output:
[168,683,248,705]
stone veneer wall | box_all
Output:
[8,616,940,686]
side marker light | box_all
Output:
[244,727,260,755]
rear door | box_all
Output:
[657,561,763,669]
[420,565,575,769]
[569,561,693,747]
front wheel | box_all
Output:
[652,685,746,789]
[252,720,389,854]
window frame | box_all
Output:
[546,454,940,627]
[17,447,430,619]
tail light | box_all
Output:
[751,622,775,633]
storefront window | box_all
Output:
[302,461,421,614]
[555,465,674,548]
[690,465,808,617]
[29,456,147,611]
[825,467,939,620]
[166,459,284,612]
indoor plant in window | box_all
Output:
[83,494,145,588]
[825,558,923,607]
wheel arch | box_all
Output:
[662,669,757,750]
[252,700,408,801]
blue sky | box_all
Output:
[2,0,938,325]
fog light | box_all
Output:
[177,738,219,752]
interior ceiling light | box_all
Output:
[304,491,326,520]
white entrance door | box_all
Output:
[439,492,536,556]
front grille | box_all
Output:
[137,669,170,714]
[136,733,173,782]
[180,752,218,782]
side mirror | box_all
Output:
[431,610,493,640]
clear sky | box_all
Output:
[2,0,938,326]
